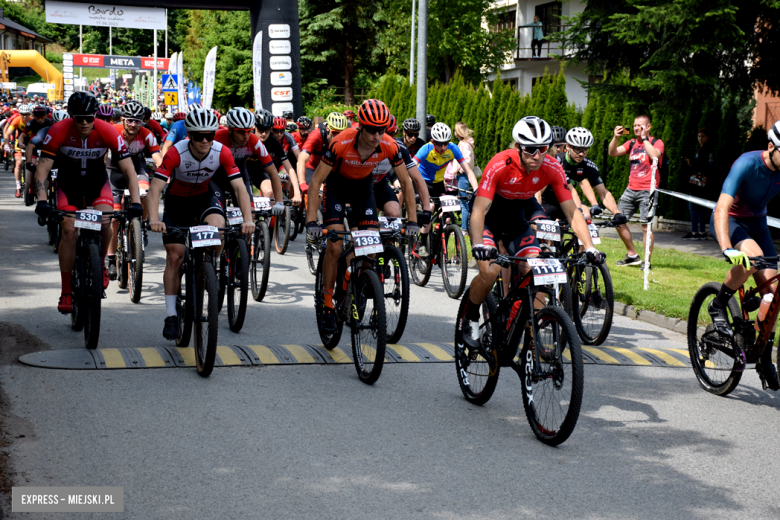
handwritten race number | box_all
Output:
[379,216,402,231]
[190,225,221,248]
[578,223,601,245]
[526,258,567,286]
[536,219,561,241]
[226,207,244,225]
[74,209,102,231]
[253,196,272,211]
[352,230,384,256]
[439,195,460,212]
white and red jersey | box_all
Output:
[42,119,129,177]
[214,128,273,170]
[154,140,241,197]
[107,123,159,171]
[477,149,572,204]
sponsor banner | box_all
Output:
[254,2,302,117]
[0,82,16,89]
[71,54,169,71]
[271,88,293,102]
[270,71,292,86]
[253,31,263,111]
[271,103,294,117]
[46,1,166,30]
[201,46,217,110]
[177,53,186,112]
[63,66,73,73]
[140,57,170,71]
[268,40,291,54]
[169,52,177,74]
[269,56,291,70]
[268,24,290,39]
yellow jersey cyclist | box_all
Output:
[413,122,479,257]
[305,99,419,334]
[708,121,780,390]
[461,116,606,348]
[4,104,32,198]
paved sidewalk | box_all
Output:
[599,222,723,259]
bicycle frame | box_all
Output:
[411,197,458,262]
[737,257,780,349]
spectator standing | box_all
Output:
[609,114,665,271]
[522,15,544,58]
[444,122,480,236]
[682,127,715,240]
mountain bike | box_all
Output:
[115,188,146,303]
[273,181,293,254]
[378,216,410,343]
[165,225,222,377]
[408,195,468,299]
[688,255,780,396]
[454,252,584,446]
[314,228,387,384]
[54,209,121,350]
[217,214,250,332]
[23,161,35,206]
[538,218,615,345]
[250,196,273,302]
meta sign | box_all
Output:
[71,54,170,71]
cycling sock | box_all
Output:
[107,255,116,265]
[15,180,21,189]
[626,253,639,259]
[713,285,736,309]
[465,298,480,321]
[323,289,334,309]
[61,271,71,295]
[165,295,178,317]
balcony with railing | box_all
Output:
[515,24,573,61]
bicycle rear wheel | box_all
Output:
[518,305,583,446]
[454,289,500,405]
[380,245,410,343]
[351,270,387,385]
[441,224,468,299]
[176,267,193,348]
[83,242,103,350]
[250,221,272,302]
[70,263,84,332]
[117,223,129,290]
[571,263,614,345]
[227,237,249,332]
[314,252,343,349]
[408,237,432,287]
[128,218,144,303]
[687,282,745,396]
[194,260,219,377]
[274,205,291,254]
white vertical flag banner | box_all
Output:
[169,52,177,74]
[177,52,186,112]
[253,31,263,111]
[202,46,217,110]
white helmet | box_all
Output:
[226,107,254,130]
[187,102,202,113]
[430,122,452,142]
[52,110,69,123]
[184,108,218,132]
[18,104,31,115]
[512,116,552,146]
[219,116,228,126]
[770,121,780,147]
[566,127,594,148]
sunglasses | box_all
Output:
[124,118,143,126]
[363,126,386,135]
[272,129,285,134]
[256,126,271,133]
[433,141,449,148]
[232,128,252,135]
[521,145,549,156]
[405,132,419,138]
[570,146,589,156]
[74,115,95,124]
[190,132,215,142]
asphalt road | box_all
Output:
[1,177,779,519]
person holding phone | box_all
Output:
[608,114,664,270]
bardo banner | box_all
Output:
[46,1,166,31]
[69,54,170,71]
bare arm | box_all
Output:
[229,176,257,235]
[117,157,141,204]
[561,198,595,250]
[469,196,492,247]
[306,162,332,223]
[34,156,54,200]
[161,140,173,156]
[392,163,418,225]
[282,158,301,202]
[263,162,284,202]
[579,179,599,207]
[151,151,163,169]
[297,150,310,188]
[608,126,628,157]
[406,164,431,212]
[713,193,734,251]
[594,184,620,216]
[147,177,166,232]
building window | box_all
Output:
[532,75,554,88]
[534,1,563,36]
[492,9,516,33]
[503,78,518,91]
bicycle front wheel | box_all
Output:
[274,206,291,254]
[441,224,468,299]
[194,260,219,377]
[380,245,410,343]
[351,270,387,384]
[314,252,343,349]
[454,289,499,405]
[571,263,614,345]
[227,237,249,332]
[408,237,432,287]
[128,218,144,303]
[250,221,272,302]
[687,282,745,396]
[176,268,193,348]
[83,242,103,350]
[519,305,583,446]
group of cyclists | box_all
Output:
[9,86,780,403]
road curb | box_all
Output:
[614,302,687,335]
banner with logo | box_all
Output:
[253,31,263,112]
[201,46,217,110]
[46,1,166,30]
[71,54,169,71]
[177,53,186,113]
[169,52,177,74]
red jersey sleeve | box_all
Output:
[41,120,67,158]
[96,120,130,161]
[141,127,160,154]
[382,137,403,168]
[543,156,573,204]
[249,134,274,168]
[302,130,322,155]
[219,144,242,180]
[475,153,508,201]
[155,146,181,182]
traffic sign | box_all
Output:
[164,92,178,106]
[161,74,178,92]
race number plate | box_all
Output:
[226,207,244,225]
[123,189,148,197]
[578,223,601,245]
[379,216,402,231]
[74,209,102,231]
[253,196,272,211]
[352,230,384,256]
[50,169,58,180]
[439,195,461,212]
[526,258,567,286]
[536,219,561,241]
[190,225,221,248]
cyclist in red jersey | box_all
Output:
[251,109,299,205]
[460,116,606,349]
[292,116,312,149]
[4,105,31,197]
[296,112,350,193]
[33,92,142,314]
[305,99,420,333]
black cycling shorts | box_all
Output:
[374,178,398,209]
[162,181,225,246]
[109,165,150,209]
[541,202,565,222]
[480,197,545,258]
[321,176,379,229]
[427,182,447,198]
[247,159,271,188]
[710,214,778,270]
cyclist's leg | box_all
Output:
[202,182,227,257]
[56,184,80,301]
[13,150,23,190]
[504,226,543,307]
[107,170,126,258]
[375,178,401,218]
[712,216,757,306]
[137,169,151,220]
[421,182,445,235]
[321,182,346,305]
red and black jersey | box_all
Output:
[107,123,160,171]
[144,119,167,144]
[301,126,329,170]
[322,128,403,181]
[42,119,130,177]
[478,149,572,204]
[155,140,241,197]
[292,131,307,149]
[214,128,273,170]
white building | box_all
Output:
[485,0,590,108]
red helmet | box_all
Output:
[358,99,390,128]
[213,110,221,120]
[173,111,186,121]
[387,115,397,134]
[273,117,287,130]
[343,109,356,120]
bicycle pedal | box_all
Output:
[102,291,107,299]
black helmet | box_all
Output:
[296,116,312,130]
[122,101,145,119]
[255,109,274,130]
[282,110,294,119]
[68,91,99,116]
[32,105,47,117]
[143,107,152,120]
[426,114,436,127]
[403,118,421,133]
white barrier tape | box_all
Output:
[656,189,780,230]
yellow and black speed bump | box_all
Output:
[18,343,692,370]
